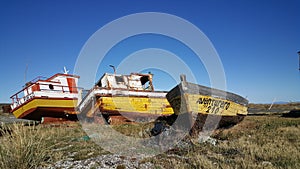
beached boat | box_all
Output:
[166,75,248,134]
[10,73,80,123]
[77,72,174,124]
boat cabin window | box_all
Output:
[49,84,54,90]
[140,76,149,85]
[115,76,124,83]
[140,75,152,91]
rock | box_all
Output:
[262,161,272,166]
[40,154,155,169]
[198,135,217,146]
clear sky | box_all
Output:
[0,0,299,103]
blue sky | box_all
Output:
[0,0,299,103]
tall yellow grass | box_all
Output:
[0,124,65,169]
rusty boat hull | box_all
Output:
[166,77,248,134]
[78,88,174,124]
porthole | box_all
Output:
[49,84,54,90]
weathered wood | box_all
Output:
[166,80,248,135]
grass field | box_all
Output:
[0,107,299,168]
[148,115,300,168]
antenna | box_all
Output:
[298,51,300,71]
[63,66,69,74]
[109,65,116,74]
[24,64,28,83]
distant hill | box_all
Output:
[273,101,289,104]
[248,102,300,115]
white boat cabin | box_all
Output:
[96,73,154,91]
[10,73,80,110]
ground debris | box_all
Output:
[262,161,273,167]
[39,154,155,169]
[197,135,218,146]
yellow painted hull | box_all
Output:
[12,97,78,120]
[86,96,174,118]
[169,94,247,116]
[166,80,248,130]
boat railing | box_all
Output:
[10,82,81,110]
[23,76,47,87]
[77,87,98,112]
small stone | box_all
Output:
[262,161,272,166]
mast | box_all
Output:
[298,51,300,71]
[109,65,116,74]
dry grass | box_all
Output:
[0,113,299,169]
[0,123,107,169]
[109,115,300,168]
[112,122,154,137]
[0,123,61,169]
[142,115,300,169]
